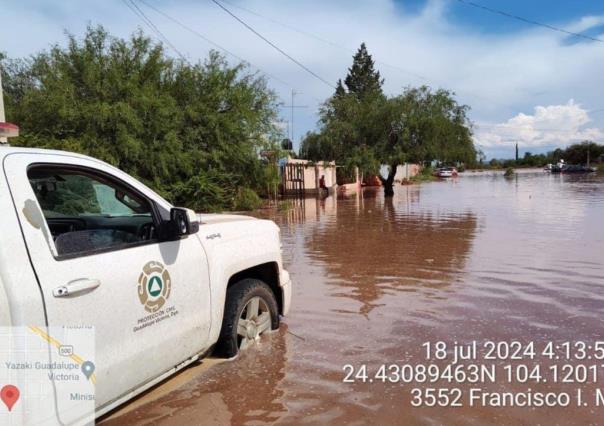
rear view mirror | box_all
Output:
[159,207,200,241]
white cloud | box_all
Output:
[474,100,603,148]
[565,15,604,33]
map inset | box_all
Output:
[0,326,95,425]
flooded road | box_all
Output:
[103,170,604,425]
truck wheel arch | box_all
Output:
[227,262,283,315]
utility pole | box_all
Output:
[282,89,307,148]
[291,90,295,141]
[291,89,298,142]
[515,142,519,163]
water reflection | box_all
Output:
[301,189,478,316]
[102,326,292,425]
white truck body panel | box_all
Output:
[0,146,291,424]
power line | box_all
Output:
[135,0,296,90]
[126,0,323,136]
[218,0,431,83]
[122,0,187,60]
[129,1,600,141]
[209,0,335,89]
[123,0,184,58]
[207,0,522,111]
[136,0,325,107]
[455,0,604,43]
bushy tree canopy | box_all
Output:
[557,141,603,165]
[1,26,281,211]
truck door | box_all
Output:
[3,152,212,419]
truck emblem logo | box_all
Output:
[138,261,172,313]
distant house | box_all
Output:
[280,158,337,196]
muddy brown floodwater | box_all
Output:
[103,170,604,425]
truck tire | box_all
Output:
[216,278,279,358]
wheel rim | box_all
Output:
[236,296,272,350]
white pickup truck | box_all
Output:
[0,146,291,423]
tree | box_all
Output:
[343,43,384,98]
[304,85,475,196]
[299,43,383,167]
[1,26,282,211]
[375,87,475,195]
[561,141,603,165]
[298,131,337,161]
[477,149,486,167]
[301,43,475,197]
[334,79,346,98]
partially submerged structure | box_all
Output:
[280,158,420,197]
[392,164,420,182]
[365,164,420,186]
[280,159,337,196]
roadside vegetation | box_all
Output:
[483,141,604,170]
[410,166,437,183]
[300,43,476,196]
[233,187,263,211]
[0,26,283,212]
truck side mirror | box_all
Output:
[159,207,200,241]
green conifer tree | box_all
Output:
[344,43,384,97]
[334,79,346,98]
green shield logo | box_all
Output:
[147,276,163,297]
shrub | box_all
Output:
[169,173,230,212]
[2,26,281,213]
[233,187,262,211]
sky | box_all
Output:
[2,0,604,159]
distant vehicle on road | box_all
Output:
[548,159,596,173]
[434,167,458,178]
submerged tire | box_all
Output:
[216,279,279,358]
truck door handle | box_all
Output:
[53,279,101,297]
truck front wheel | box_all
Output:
[216,279,280,358]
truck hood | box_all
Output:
[198,213,257,225]
[195,213,282,280]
